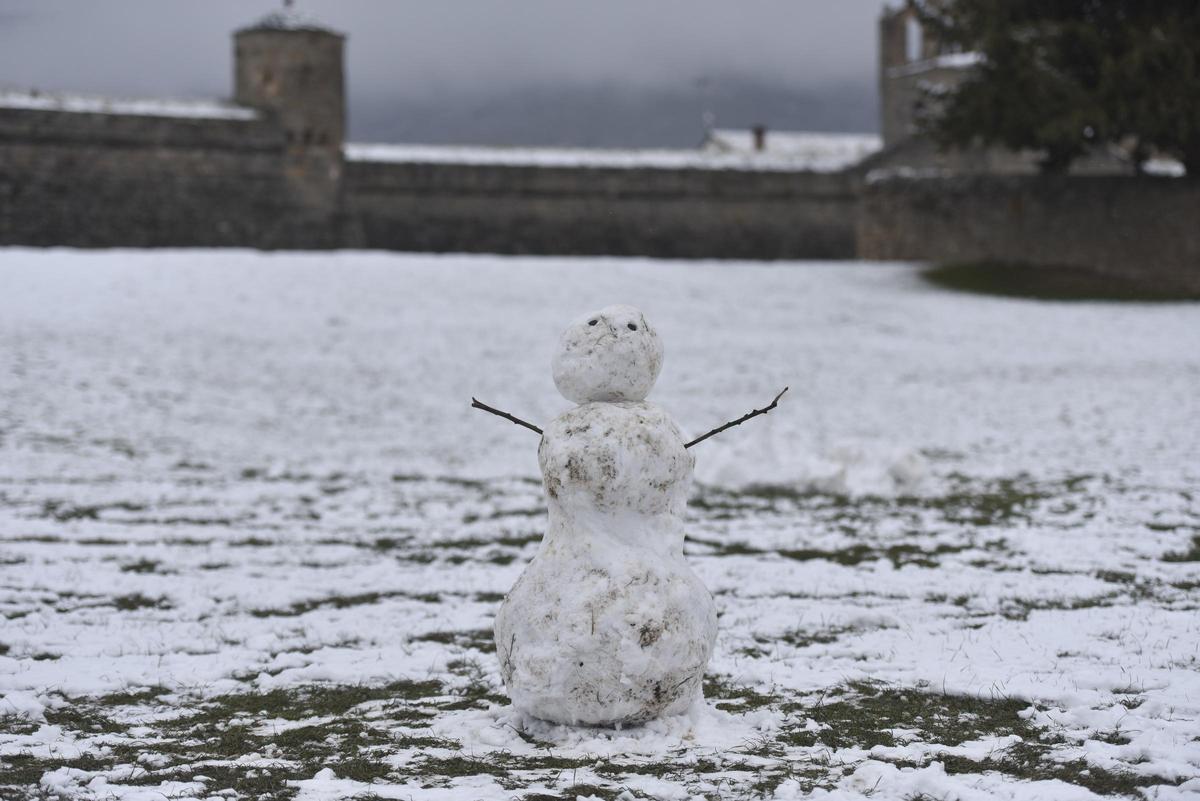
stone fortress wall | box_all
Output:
[0,11,865,259]
[0,6,1191,282]
[859,173,1200,293]
[0,104,341,249]
[862,4,1197,293]
[342,160,861,259]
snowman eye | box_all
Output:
[588,319,598,326]
[627,323,638,331]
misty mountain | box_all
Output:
[349,76,877,148]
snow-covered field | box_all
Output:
[1,249,1197,800]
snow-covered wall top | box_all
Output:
[887,51,983,79]
[345,132,882,174]
[0,89,258,121]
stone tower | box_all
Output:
[234,7,345,216]
[878,4,916,147]
[879,2,964,147]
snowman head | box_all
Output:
[552,305,663,404]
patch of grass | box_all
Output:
[417,753,592,778]
[41,500,99,521]
[113,593,172,611]
[1096,569,1137,584]
[0,753,125,798]
[559,785,622,801]
[778,622,886,648]
[99,685,169,704]
[10,679,462,799]
[691,536,968,569]
[776,681,1177,796]
[1090,728,1133,745]
[692,474,1076,534]
[413,754,513,777]
[0,754,47,786]
[41,500,148,522]
[157,763,298,800]
[44,703,126,734]
[781,681,1032,750]
[0,715,40,736]
[903,474,1066,526]
[121,558,164,574]
[328,755,392,782]
[250,590,440,618]
[371,536,407,550]
[185,679,444,723]
[932,742,1181,797]
[922,261,1200,302]
[704,675,779,711]
[439,689,509,711]
[998,593,1119,621]
[1163,535,1200,562]
[231,536,274,547]
[782,542,970,568]
[413,628,496,654]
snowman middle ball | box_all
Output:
[494,305,718,726]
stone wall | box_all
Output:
[858,174,1200,292]
[343,160,861,259]
[3,18,868,259]
[1,105,863,258]
[0,107,346,249]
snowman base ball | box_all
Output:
[494,307,718,727]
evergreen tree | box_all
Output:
[915,0,1200,176]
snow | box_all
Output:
[1143,158,1187,178]
[552,305,664,404]
[345,132,881,173]
[888,51,984,79]
[702,129,882,167]
[0,88,258,120]
[0,248,1198,799]
[500,307,714,725]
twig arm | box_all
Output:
[684,387,788,449]
[471,398,543,436]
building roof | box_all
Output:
[701,129,883,170]
[0,87,258,121]
[346,131,883,174]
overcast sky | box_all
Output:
[0,1,893,146]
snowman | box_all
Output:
[473,305,785,726]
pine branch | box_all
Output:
[470,398,543,436]
[684,387,788,449]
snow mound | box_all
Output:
[433,700,780,759]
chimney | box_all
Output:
[752,124,767,152]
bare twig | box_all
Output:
[471,398,543,436]
[684,387,788,449]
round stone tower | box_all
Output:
[234,7,345,216]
